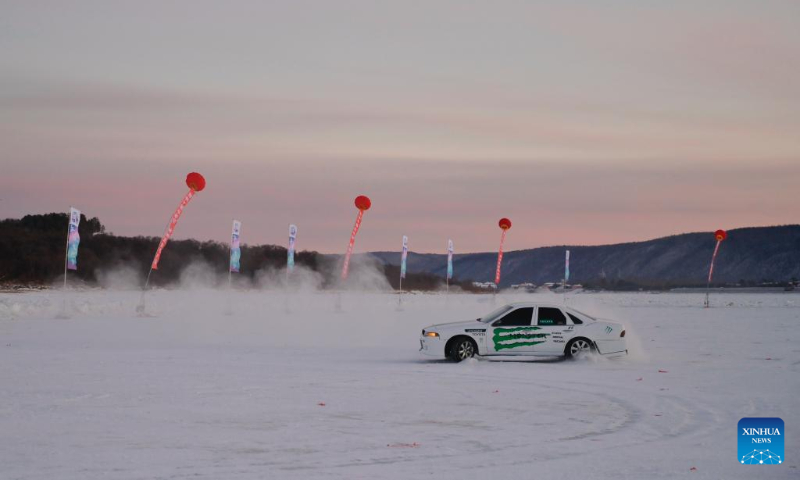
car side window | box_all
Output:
[567,313,583,325]
[493,307,533,327]
[537,307,567,326]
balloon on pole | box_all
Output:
[341,195,371,280]
[149,172,206,272]
[137,173,206,314]
[494,218,512,287]
[140,172,205,304]
[704,229,727,308]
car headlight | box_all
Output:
[424,331,439,338]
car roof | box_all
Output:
[505,302,570,309]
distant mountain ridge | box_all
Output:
[366,225,800,287]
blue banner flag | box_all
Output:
[66,207,81,270]
[447,239,454,280]
[230,220,241,273]
[400,235,408,279]
[288,224,297,272]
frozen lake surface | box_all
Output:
[1,290,798,479]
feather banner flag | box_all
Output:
[150,173,206,270]
[288,224,297,272]
[565,250,570,283]
[66,207,81,270]
[447,239,454,280]
[400,235,408,279]
[230,220,242,273]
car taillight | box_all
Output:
[620,330,626,338]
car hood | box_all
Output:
[423,320,485,332]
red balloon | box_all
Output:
[715,229,727,241]
[186,172,206,192]
[499,218,512,230]
[355,195,371,211]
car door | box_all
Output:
[531,307,577,354]
[487,307,544,355]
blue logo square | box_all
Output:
[739,417,784,465]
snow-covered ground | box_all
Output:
[1,290,798,479]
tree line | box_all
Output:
[0,213,462,290]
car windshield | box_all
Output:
[479,305,514,323]
[566,308,596,322]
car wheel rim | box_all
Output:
[458,342,474,359]
[571,340,590,355]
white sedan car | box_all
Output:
[420,302,627,361]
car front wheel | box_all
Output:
[448,337,477,362]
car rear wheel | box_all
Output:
[448,337,477,362]
[565,338,594,358]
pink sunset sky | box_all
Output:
[1,1,798,253]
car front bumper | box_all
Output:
[419,336,445,357]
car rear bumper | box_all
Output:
[594,339,627,355]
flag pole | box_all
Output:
[398,235,408,307]
[285,222,290,284]
[63,207,71,290]
[58,207,72,319]
[228,227,233,291]
[398,274,403,308]
[563,250,569,306]
[138,224,164,315]
[226,222,233,315]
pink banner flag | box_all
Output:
[707,241,721,283]
[341,209,364,280]
[495,229,507,285]
[151,189,196,270]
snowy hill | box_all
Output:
[367,225,800,287]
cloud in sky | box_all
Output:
[1,1,798,253]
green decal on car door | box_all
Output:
[493,327,549,351]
